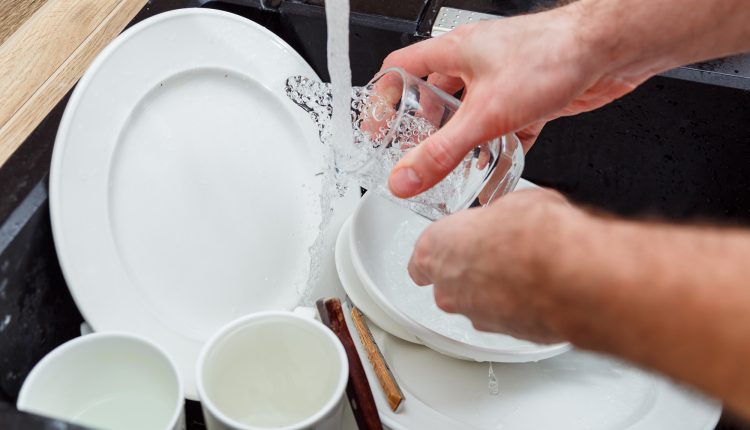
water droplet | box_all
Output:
[488,362,499,395]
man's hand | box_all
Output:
[387,0,750,419]
[382,0,750,200]
[383,9,649,199]
[408,188,586,343]
[410,188,750,419]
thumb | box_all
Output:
[388,105,491,198]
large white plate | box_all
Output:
[50,9,358,399]
[337,232,722,429]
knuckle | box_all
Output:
[434,288,457,313]
[441,28,464,47]
[382,50,402,68]
[471,320,491,332]
[412,233,434,272]
[451,22,477,39]
[542,188,567,203]
[422,134,457,173]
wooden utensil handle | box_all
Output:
[316,298,382,430]
[350,306,404,412]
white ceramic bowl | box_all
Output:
[349,182,571,362]
[17,333,184,430]
[335,217,419,343]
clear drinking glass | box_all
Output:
[287,67,525,220]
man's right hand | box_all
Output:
[383,0,750,199]
[382,7,651,198]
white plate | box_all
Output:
[344,312,722,430]
[349,179,570,362]
[336,218,418,343]
[50,9,358,399]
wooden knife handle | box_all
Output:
[316,298,382,430]
[350,306,404,412]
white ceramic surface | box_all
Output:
[18,333,184,430]
[349,178,570,362]
[335,218,418,344]
[335,180,542,345]
[196,311,348,430]
[344,311,721,430]
[49,9,359,399]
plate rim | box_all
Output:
[347,312,722,430]
[51,5,319,336]
[336,216,420,343]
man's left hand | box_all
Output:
[408,188,586,344]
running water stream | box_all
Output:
[303,0,499,394]
[301,0,353,302]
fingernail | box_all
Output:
[389,167,422,197]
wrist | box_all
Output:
[561,0,671,85]
[567,0,750,83]
[524,199,596,341]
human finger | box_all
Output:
[427,73,465,96]
[379,33,465,78]
[407,230,436,286]
[388,97,493,198]
[516,121,546,152]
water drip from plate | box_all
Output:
[489,362,500,395]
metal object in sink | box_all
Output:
[431,6,502,36]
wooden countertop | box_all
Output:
[0,0,147,168]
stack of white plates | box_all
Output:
[346,180,571,362]
[336,180,722,429]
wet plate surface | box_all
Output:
[49,9,358,399]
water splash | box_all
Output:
[286,76,483,221]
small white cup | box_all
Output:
[17,332,185,430]
[197,310,348,430]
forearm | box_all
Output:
[547,214,750,416]
[568,0,750,80]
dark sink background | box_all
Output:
[0,0,748,428]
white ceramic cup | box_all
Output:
[197,310,348,430]
[17,332,185,430]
